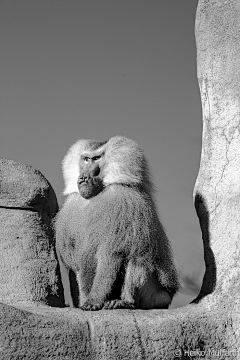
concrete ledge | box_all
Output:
[0,302,238,359]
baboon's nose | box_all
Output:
[91,165,100,177]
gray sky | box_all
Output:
[0,0,203,307]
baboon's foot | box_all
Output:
[80,299,135,310]
[80,301,103,311]
[102,299,135,310]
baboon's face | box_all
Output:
[78,153,104,199]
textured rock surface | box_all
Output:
[0,303,239,359]
[1,0,240,358]
[0,158,64,307]
[193,0,240,307]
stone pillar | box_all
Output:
[194,0,240,307]
[0,158,64,307]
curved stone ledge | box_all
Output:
[0,302,238,359]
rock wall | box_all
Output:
[0,158,64,307]
[193,0,240,307]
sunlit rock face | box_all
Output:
[0,158,64,307]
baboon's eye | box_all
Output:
[92,155,101,161]
[82,156,90,163]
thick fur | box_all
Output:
[55,135,179,310]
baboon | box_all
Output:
[55,135,179,310]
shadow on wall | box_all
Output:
[192,193,216,304]
[170,193,215,309]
